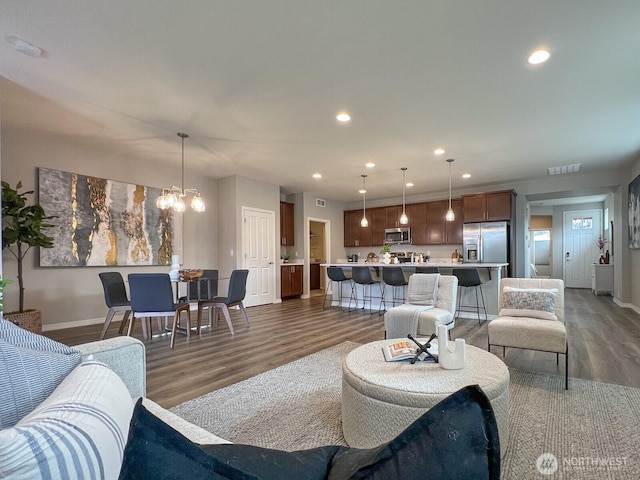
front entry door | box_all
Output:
[242,207,276,307]
[563,209,602,288]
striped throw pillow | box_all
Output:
[0,318,82,428]
[0,362,135,480]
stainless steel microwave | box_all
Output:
[384,227,411,245]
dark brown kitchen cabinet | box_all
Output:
[385,205,402,228]
[280,201,295,246]
[462,190,515,223]
[407,202,428,245]
[344,209,372,247]
[424,200,462,245]
[445,199,464,244]
[370,208,386,246]
[310,263,321,290]
[281,264,303,298]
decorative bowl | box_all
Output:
[179,269,204,281]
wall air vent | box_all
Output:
[547,163,582,176]
[316,198,326,207]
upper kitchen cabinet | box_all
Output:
[462,190,516,223]
[344,209,373,247]
[425,200,462,244]
[370,208,386,246]
[445,199,464,244]
[280,201,295,246]
[385,205,402,228]
[407,203,427,245]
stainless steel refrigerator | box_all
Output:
[463,222,508,263]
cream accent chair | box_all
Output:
[488,278,568,389]
[384,274,458,339]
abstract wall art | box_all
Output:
[38,167,173,266]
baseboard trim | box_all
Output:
[42,317,106,332]
[613,297,640,314]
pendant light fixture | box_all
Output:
[445,158,455,222]
[360,174,369,228]
[157,133,205,212]
[399,167,408,225]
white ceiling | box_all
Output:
[1,1,639,203]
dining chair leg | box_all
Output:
[213,307,220,327]
[100,309,117,340]
[239,303,250,327]
[170,312,179,349]
[118,310,131,335]
[197,303,205,334]
[220,306,235,335]
[127,316,136,337]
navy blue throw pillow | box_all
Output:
[119,385,500,480]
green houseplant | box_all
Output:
[1,181,55,329]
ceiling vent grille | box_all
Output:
[547,163,582,176]
[316,198,326,207]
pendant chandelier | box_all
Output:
[445,158,455,222]
[399,167,408,225]
[360,174,369,228]
[156,133,205,212]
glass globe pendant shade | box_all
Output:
[445,208,455,222]
[191,194,205,212]
[400,211,408,225]
[173,197,186,212]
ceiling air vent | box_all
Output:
[316,198,326,207]
[547,163,582,176]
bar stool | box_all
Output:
[415,266,440,274]
[381,266,408,311]
[323,266,354,310]
[452,268,487,325]
[349,266,383,314]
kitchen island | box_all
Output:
[321,262,508,317]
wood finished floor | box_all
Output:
[47,288,640,409]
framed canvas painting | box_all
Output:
[629,174,640,249]
[38,167,173,266]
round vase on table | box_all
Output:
[382,252,391,264]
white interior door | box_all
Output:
[563,209,601,288]
[242,207,276,307]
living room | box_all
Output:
[1,2,640,478]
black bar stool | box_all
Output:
[452,268,487,324]
[323,267,353,310]
[381,266,408,311]
[415,266,440,274]
[349,266,383,314]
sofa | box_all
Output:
[1,320,502,479]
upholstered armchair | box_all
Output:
[487,278,567,389]
[384,274,458,339]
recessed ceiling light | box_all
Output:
[365,162,375,168]
[434,148,445,155]
[527,48,550,65]
[406,182,414,187]
[462,173,471,179]
[312,173,322,179]
[336,111,351,122]
[5,35,42,57]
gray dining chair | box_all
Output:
[197,269,250,335]
[98,272,132,340]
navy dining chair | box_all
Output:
[128,273,192,348]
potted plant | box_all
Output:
[1,181,55,332]
[380,244,392,264]
[0,277,13,316]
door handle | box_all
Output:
[268,261,274,265]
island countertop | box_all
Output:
[320,262,508,268]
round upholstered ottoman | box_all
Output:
[342,340,510,457]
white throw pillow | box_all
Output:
[500,287,558,321]
[0,362,134,480]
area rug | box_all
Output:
[171,342,640,479]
